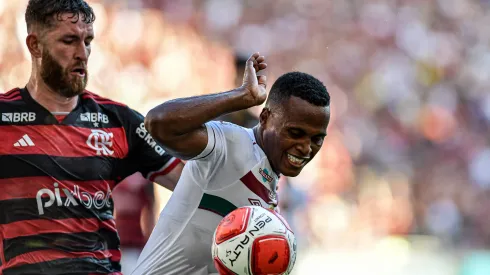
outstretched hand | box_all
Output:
[241,52,268,106]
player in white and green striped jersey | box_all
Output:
[131,53,331,275]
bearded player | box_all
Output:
[0,1,183,274]
[131,53,331,275]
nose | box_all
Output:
[74,41,89,62]
[295,138,312,157]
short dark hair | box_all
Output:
[266,72,330,107]
[25,0,96,32]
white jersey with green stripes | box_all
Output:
[131,121,279,275]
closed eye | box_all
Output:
[61,35,79,44]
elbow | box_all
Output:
[145,108,173,143]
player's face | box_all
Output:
[261,96,330,177]
[40,13,94,97]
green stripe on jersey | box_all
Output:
[198,193,237,217]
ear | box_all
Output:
[259,107,271,127]
[26,33,43,58]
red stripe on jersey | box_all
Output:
[82,92,126,107]
[0,92,20,99]
[83,91,111,100]
[108,249,121,262]
[148,157,181,181]
[82,91,115,101]
[0,217,117,239]
[4,249,114,270]
[0,177,115,200]
[240,171,275,205]
[0,88,20,97]
[0,96,22,102]
[0,125,129,158]
[54,115,66,122]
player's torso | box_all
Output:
[195,156,279,225]
[0,90,129,212]
[0,89,130,274]
[134,123,280,275]
[180,140,279,273]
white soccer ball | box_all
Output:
[211,206,297,275]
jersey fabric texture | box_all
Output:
[0,88,180,275]
[131,121,279,275]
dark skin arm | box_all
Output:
[145,53,268,160]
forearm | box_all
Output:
[146,87,253,137]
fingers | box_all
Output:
[257,75,267,87]
[247,53,260,67]
[258,63,267,70]
[249,52,260,60]
[247,52,267,72]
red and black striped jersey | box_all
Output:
[0,88,181,275]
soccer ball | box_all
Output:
[212,206,297,275]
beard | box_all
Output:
[40,49,88,98]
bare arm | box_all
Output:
[145,53,268,160]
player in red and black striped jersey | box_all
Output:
[0,1,183,274]
[0,88,182,274]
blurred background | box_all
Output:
[2,0,490,274]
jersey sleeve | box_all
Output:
[188,121,253,190]
[117,108,181,182]
[190,121,224,162]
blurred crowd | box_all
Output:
[2,0,490,274]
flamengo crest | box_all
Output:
[86,129,114,156]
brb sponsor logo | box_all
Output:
[80,112,109,127]
[135,122,165,156]
[87,129,114,156]
[80,112,109,124]
[36,183,112,215]
[2,112,36,123]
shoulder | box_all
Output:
[0,89,26,117]
[81,90,142,121]
[209,121,249,138]
[0,88,23,103]
[81,90,128,108]
[208,121,255,153]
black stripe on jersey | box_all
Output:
[0,197,114,225]
[2,257,120,275]
[4,228,119,262]
[198,193,237,217]
[0,155,120,180]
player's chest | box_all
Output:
[206,162,279,213]
[1,124,129,158]
[228,174,278,210]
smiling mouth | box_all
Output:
[287,154,309,167]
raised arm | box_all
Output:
[145,53,267,160]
